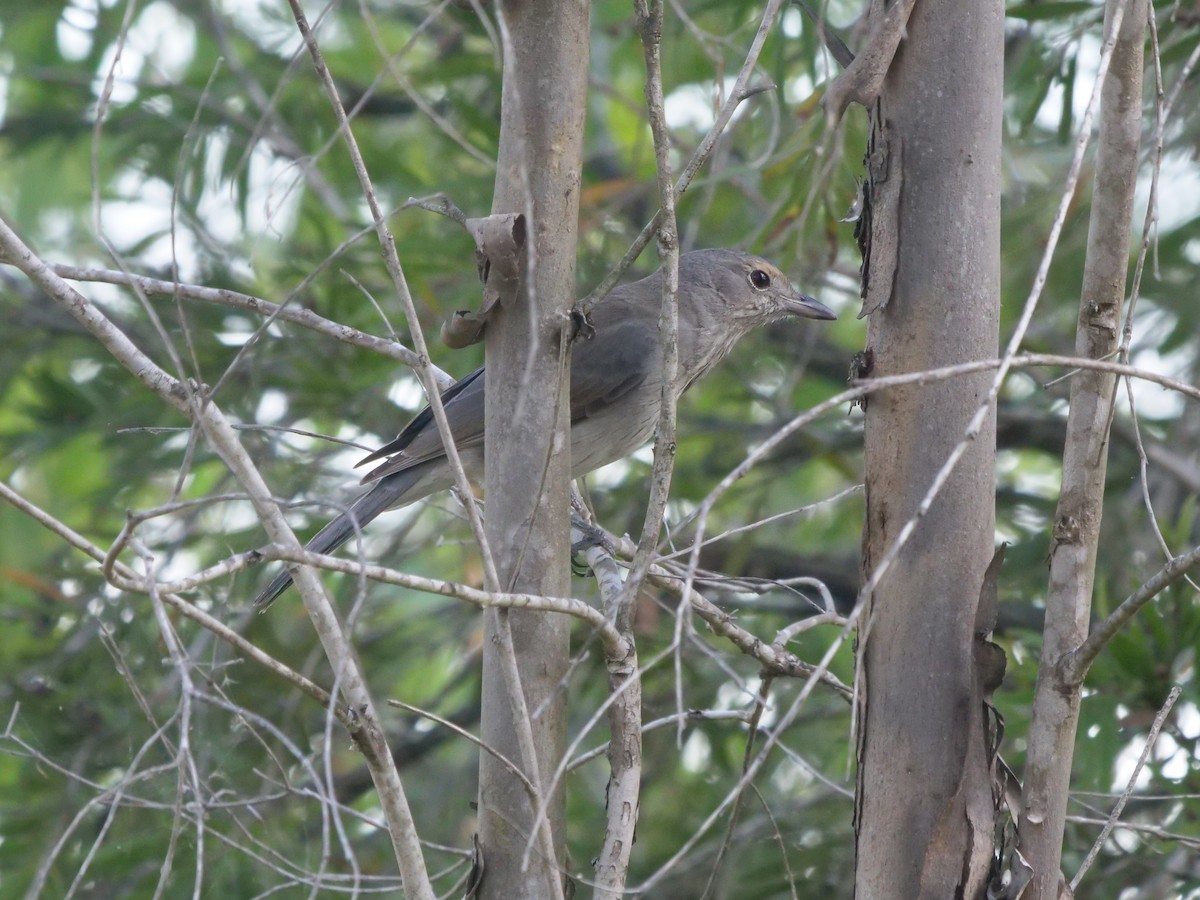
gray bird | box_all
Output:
[254,248,835,608]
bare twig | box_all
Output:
[0,214,432,897]
[285,0,497,591]
[387,700,534,798]
[1062,546,1200,684]
[1117,18,1200,595]
[567,709,753,771]
[252,545,629,655]
[700,675,775,898]
[627,0,688,774]
[576,524,643,899]
[357,0,495,168]
[31,260,451,388]
[1065,815,1200,849]
[577,0,791,315]
[1070,686,1181,890]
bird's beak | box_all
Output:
[780,291,837,321]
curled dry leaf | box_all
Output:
[440,309,488,349]
[439,213,527,348]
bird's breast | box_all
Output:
[568,380,663,476]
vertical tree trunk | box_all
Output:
[854,0,1003,896]
[1020,0,1147,895]
[476,2,590,897]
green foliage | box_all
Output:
[0,0,1198,896]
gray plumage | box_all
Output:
[254,248,835,609]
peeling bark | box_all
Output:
[853,0,1004,896]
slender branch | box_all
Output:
[1117,19,1200,595]
[774,612,848,645]
[254,545,629,655]
[286,0,498,592]
[1062,546,1200,684]
[660,486,864,562]
[387,700,534,798]
[566,710,752,771]
[625,0,681,615]
[577,0,790,315]
[628,0,690,768]
[578,522,643,900]
[17,261,452,388]
[139,556,205,896]
[356,0,496,168]
[118,529,629,657]
[1021,1,1146,894]
[0,481,346,721]
[701,675,775,897]
[1065,815,1200,849]
[1070,686,1181,890]
[0,212,433,898]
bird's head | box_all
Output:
[686,249,837,327]
[667,249,836,389]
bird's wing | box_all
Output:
[569,314,659,421]
[355,312,657,483]
[355,367,486,483]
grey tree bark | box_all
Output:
[1019,0,1148,895]
[853,0,1004,896]
[475,2,590,898]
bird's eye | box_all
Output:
[749,269,771,290]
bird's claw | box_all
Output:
[569,517,613,577]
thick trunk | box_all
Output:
[854,0,1004,896]
[475,2,590,898]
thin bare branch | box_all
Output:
[1070,686,1181,890]
[578,0,791,315]
[285,0,498,594]
[1062,546,1200,684]
[27,260,451,388]
[387,700,534,798]
[577,522,643,899]
[0,211,432,897]
[1022,0,1147,893]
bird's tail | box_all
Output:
[252,469,422,610]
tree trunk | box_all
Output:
[476,2,590,898]
[1019,0,1147,894]
[854,0,1004,896]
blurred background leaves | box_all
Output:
[0,0,1197,895]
